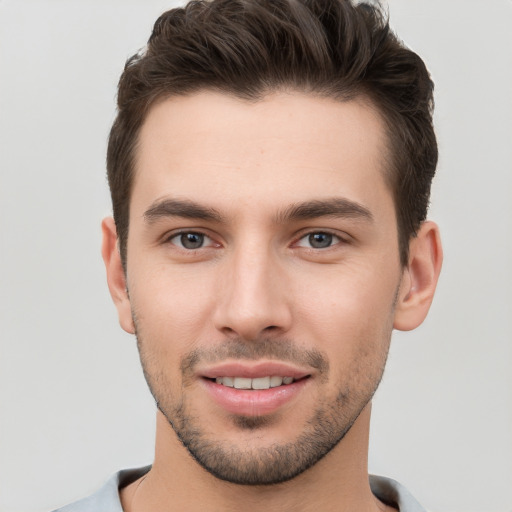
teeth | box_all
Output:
[215,376,295,390]
[269,376,283,387]
[233,377,252,389]
[222,376,234,387]
[252,377,270,389]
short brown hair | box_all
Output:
[107,0,437,268]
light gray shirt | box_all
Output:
[52,466,427,512]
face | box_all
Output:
[118,91,405,484]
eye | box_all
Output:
[168,231,214,250]
[296,232,341,249]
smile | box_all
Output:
[214,376,296,389]
[202,375,310,417]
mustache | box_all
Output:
[180,338,329,376]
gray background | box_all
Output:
[1,1,511,511]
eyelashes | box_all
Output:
[167,231,217,250]
[295,232,342,249]
[164,230,347,251]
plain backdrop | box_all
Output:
[1,1,511,511]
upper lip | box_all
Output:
[198,361,311,380]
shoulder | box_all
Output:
[369,474,427,512]
[51,466,151,512]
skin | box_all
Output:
[102,91,442,512]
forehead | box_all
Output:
[132,91,392,218]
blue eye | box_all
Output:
[297,232,340,249]
[170,232,211,249]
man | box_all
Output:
[55,0,442,510]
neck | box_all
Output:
[121,404,391,512]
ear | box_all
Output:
[393,221,443,331]
[101,217,135,334]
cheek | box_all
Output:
[293,261,398,353]
[301,289,393,401]
[128,264,218,348]
[297,258,398,313]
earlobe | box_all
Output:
[101,217,135,334]
[393,221,443,331]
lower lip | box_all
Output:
[201,378,309,416]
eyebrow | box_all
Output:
[143,196,373,225]
[144,198,224,223]
[276,198,373,223]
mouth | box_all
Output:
[208,375,305,390]
[199,362,312,416]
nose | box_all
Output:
[213,244,293,341]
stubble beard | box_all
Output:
[135,333,390,486]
